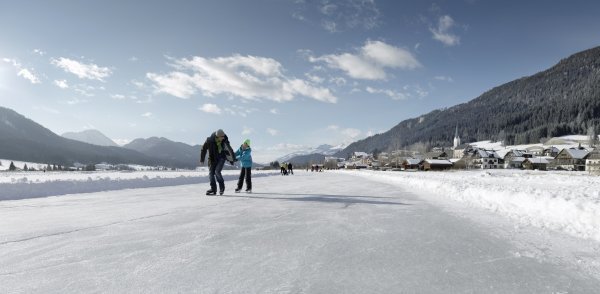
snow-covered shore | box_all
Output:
[347,169,600,243]
[0,170,279,201]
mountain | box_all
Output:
[123,137,201,169]
[336,46,600,157]
[62,129,118,147]
[0,107,170,167]
[277,143,346,162]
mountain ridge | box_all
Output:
[336,45,600,157]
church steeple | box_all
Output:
[453,125,461,148]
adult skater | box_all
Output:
[287,162,294,175]
[200,129,235,195]
[234,139,253,193]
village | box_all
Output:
[324,131,600,174]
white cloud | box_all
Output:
[242,126,254,135]
[33,49,46,56]
[54,79,69,89]
[2,58,41,84]
[309,40,421,80]
[366,86,409,100]
[342,128,361,139]
[17,68,40,84]
[129,56,139,62]
[267,128,279,136]
[51,57,112,81]
[430,15,460,46]
[65,97,88,105]
[267,143,306,152]
[330,77,347,86]
[199,103,222,114]
[111,94,126,100]
[305,73,324,84]
[327,125,340,131]
[434,75,453,82]
[141,112,153,118]
[269,108,279,115]
[294,0,380,33]
[147,54,337,103]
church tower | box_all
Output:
[453,125,461,148]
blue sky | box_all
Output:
[1,0,600,163]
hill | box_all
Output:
[62,129,119,147]
[123,137,201,169]
[0,107,169,167]
[337,45,600,156]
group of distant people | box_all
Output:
[310,164,323,172]
[280,162,294,176]
[199,129,252,196]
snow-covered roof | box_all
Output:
[525,158,549,164]
[424,159,453,165]
[563,148,589,159]
[404,158,423,165]
[353,152,369,158]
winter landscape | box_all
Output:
[1,169,600,293]
[3,0,600,293]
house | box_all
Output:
[425,150,448,160]
[452,143,470,159]
[507,156,526,169]
[526,145,545,156]
[523,157,549,171]
[586,149,600,174]
[502,150,532,168]
[469,149,500,169]
[402,158,423,170]
[345,161,368,169]
[422,159,453,171]
[544,146,561,157]
[554,148,589,171]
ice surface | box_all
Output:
[1,171,599,293]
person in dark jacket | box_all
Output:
[234,139,252,193]
[287,162,294,175]
[200,129,235,195]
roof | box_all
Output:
[525,157,549,164]
[562,148,589,159]
[404,158,423,165]
[424,159,453,165]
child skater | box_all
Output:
[235,139,252,193]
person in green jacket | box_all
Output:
[234,139,252,193]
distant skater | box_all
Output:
[200,129,235,196]
[235,139,253,193]
[287,162,294,175]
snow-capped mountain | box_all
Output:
[62,129,118,147]
[276,143,347,162]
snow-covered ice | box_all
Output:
[1,170,599,293]
[349,169,600,243]
[0,170,278,201]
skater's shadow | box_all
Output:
[220,192,411,207]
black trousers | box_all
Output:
[237,167,252,190]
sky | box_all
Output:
[1,0,600,163]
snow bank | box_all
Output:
[0,170,279,201]
[347,169,600,243]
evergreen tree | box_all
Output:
[9,161,16,171]
[23,164,28,171]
